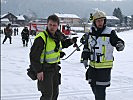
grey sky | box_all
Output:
[1,0,133,18]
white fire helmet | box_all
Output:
[93,10,106,21]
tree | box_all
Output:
[113,7,123,25]
[124,16,128,26]
[131,15,133,28]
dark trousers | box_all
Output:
[38,65,61,100]
[2,36,12,44]
[91,86,106,100]
[22,38,29,46]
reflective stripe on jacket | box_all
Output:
[35,30,62,64]
[88,27,114,68]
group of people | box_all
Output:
[2,24,30,47]
[1,9,125,100]
[29,10,125,100]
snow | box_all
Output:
[1,27,133,100]
[16,15,25,20]
[106,16,120,20]
[1,18,9,22]
[54,13,80,19]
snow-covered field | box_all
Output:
[1,27,133,100]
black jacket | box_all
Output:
[21,29,29,39]
[30,29,73,73]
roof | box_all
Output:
[1,18,10,22]
[127,16,132,19]
[16,15,25,20]
[54,13,80,19]
[1,13,9,18]
[1,13,17,18]
[106,16,119,20]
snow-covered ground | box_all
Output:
[1,27,133,100]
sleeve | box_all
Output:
[110,30,125,47]
[80,33,91,60]
[80,34,86,44]
[56,30,73,48]
[30,37,44,73]
[82,43,91,60]
[21,30,23,37]
[61,39,73,48]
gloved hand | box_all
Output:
[116,41,125,51]
[60,51,66,58]
[83,60,88,68]
[71,37,78,43]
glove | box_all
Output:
[60,51,66,58]
[116,41,125,51]
[83,60,88,68]
[71,37,78,43]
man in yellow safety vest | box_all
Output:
[29,15,77,100]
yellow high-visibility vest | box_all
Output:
[35,30,62,64]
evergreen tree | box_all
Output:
[131,15,133,28]
[124,16,128,26]
[113,7,123,25]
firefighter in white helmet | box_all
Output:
[81,10,125,100]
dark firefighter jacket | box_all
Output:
[82,26,125,87]
[21,29,29,39]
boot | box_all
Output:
[23,44,25,47]
[26,43,28,47]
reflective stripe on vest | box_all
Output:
[35,30,62,64]
[88,79,110,86]
[89,27,114,68]
[90,60,113,68]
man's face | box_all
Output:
[95,18,105,28]
[47,20,58,34]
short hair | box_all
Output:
[47,15,60,25]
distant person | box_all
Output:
[81,10,125,100]
[14,28,17,36]
[2,23,12,44]
[16,28,18,35]
[0,29,4,34]
[21,27,29,47]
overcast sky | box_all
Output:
[1,0,133,18]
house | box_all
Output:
[106,16,120,27]
[1,12,27,26]
[1,12,17,24]
[54,13,81,26]
[16,15,26,26]
[1,18,11,26]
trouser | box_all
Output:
[91,86,106,100]
[22,38,29,46]
[38,64,61,100]
[3,36,12,44]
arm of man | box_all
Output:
[30,37,44,73]
[110,30,125,51]
[61,39,73,48]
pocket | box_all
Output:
[27,68,37,80]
